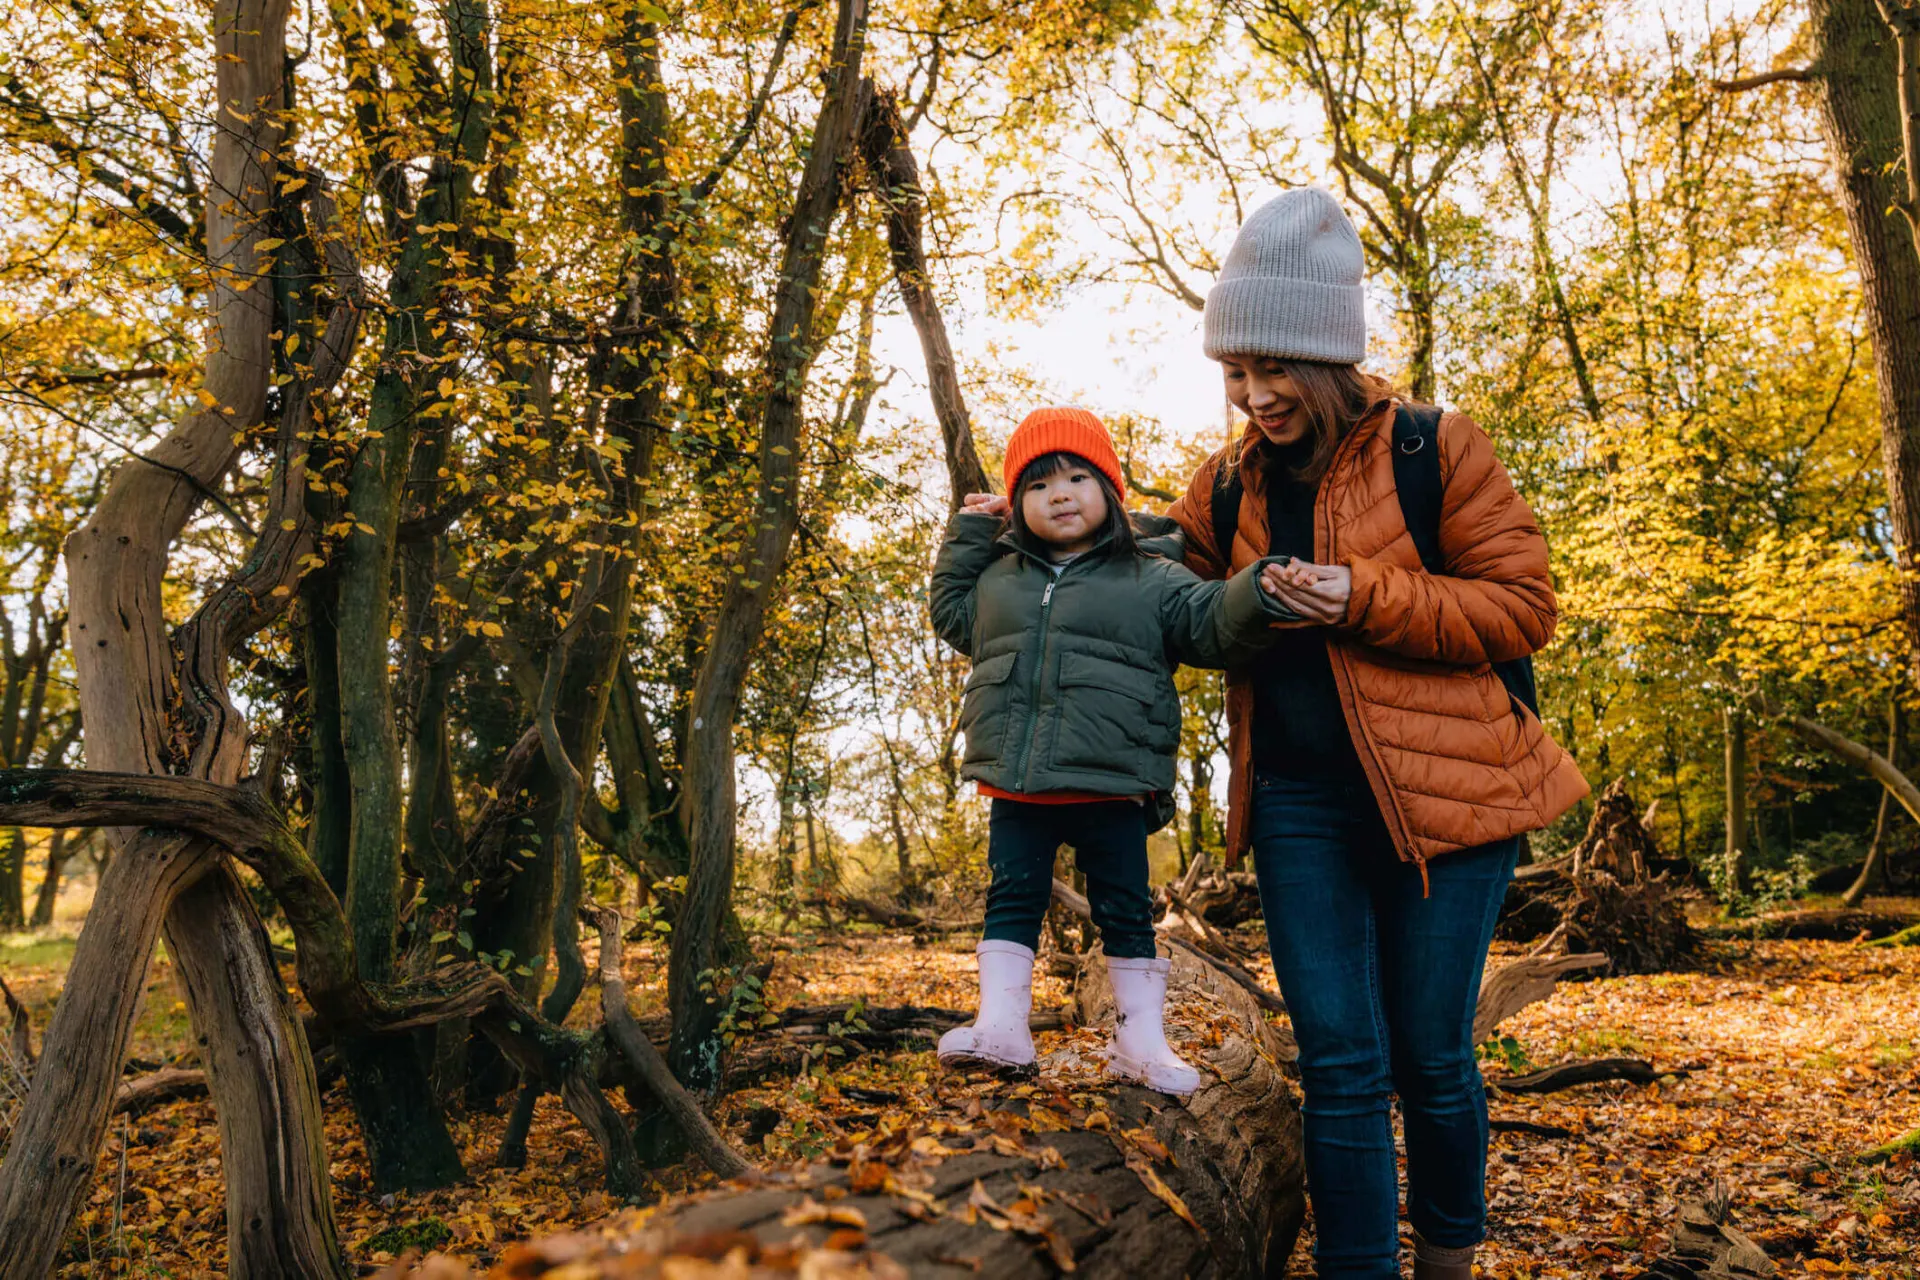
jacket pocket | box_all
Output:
[960,650,1019,767]
[1050,651,1179,773]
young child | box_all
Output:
[928,407,1286,1093]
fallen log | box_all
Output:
[1155,862,1263,929]
[722,1006,1076,1087]
[403,941,1307,1278]
[1489,1057,1681,1094]
[811,893,981,934]
[1472,952,1608,1045]
[768,1003,1073,1045]
[1703,907,1920,941]
[1864,922,1920,948]
[1498,781,1699,972]
[585,906,750,1179]
[112,1067,208,1116]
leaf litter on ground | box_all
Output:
[10,925,1916,1277]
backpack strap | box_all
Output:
[1390,403,1447,574]
[1391,403,1543,712]
[1209,450,1243,574]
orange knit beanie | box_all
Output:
[1002,407,1125,498]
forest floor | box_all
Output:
[2,899,1918,1278]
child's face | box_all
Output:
[1220,354,1306,446]
[1020,463,1108,555]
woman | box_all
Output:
[1167,187,1589,1278]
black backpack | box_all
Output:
[1208,403,1540,714]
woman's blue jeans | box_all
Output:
[1250,774,1518,1277]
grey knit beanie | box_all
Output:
[1203,187,1367,364]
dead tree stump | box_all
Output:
[1500,779,1699,973]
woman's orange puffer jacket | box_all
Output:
[1168,399,1589,874]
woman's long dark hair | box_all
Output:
[1007,451,1138,559]
[1235,359,1397,485]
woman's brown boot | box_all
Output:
[1411,1232,1476,1279]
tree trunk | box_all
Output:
[1723,705,1749,893]
[1845,696,1903,906]
[28,829,67,927]
[669,0,872,1089]
[0,834,217,1276]
[889,789,914,897]
[301,569,352,897]
[1405,268,1437,403]
[318,0,501,1191]
[0,2,355,1274]
[1188,749,1213,856]
[0,828,23,927]
[1811,0,1920,683]
[163,865,345,1277]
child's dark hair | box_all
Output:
[1007,451,1138,558]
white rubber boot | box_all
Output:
[937,940,1036,1072]
[1105,954,1202,1095]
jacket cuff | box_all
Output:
[1341,554,1385,632]
[946,510,1002,536]
[1246,555,1307,623]
[1223,555,1308,628]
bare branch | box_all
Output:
[694,3,819,202]
[585,906,751,1178]
[12,366,170,391]
[0,75,201,249]
[858,83,992,504]
[1711,67,1814,92]
[1755,696,1920,826]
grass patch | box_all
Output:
[1860,1126,1920,1166]
[1803,1048,1847,1072]
[362,1218,453,1255]
[1872,1039,1915,1070]
[1561,1027,1648,1059]
[0,932,75,970]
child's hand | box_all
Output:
[1261,560,1352,624]
[961,492,1010,518]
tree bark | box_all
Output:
[1845,696,1902,906]
[1811,0,1920,683]
[480,945,1305,1278]
[27,829,68,927]
[0,2,355,1274]
[1723,705,1750,893]
[0,829,23,926]
[163,866,344,1276]
[0,835,219,1277]
[669,0,872,1089]
[858,85,992,505]
[301,568,352,897]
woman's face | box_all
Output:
[1220,355,1305,446]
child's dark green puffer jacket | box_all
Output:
[929,511,1285,801]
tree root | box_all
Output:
[1489,1057,1682,1094]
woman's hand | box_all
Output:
[961,492,1010,518]
[1259,559,1352,625]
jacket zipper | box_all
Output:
[1317,403,1428,890]
[1011,576,1058,790]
